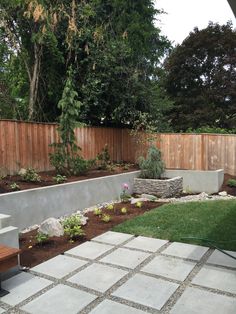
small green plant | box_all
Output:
[101,214,111,223]
[120,207,128,214]
[97,144,111,170]
[35,232,49,244]
[20,168,41,182]
[135,201,142,208]
[106,204,114,210]
[62,214,85,239]
[139,145,165,179]
[93,208,102,216]
[64,225,85,239]
[227,179,236,187]
[10,182,20,191]
[53,174,67,184]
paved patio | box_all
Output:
[1,231,236,313]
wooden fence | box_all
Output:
[0,120,236,175]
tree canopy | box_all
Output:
[164,22,236,132]
[0,0,171,130]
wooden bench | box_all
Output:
[0,244,21,297]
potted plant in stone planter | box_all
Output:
[133,145,183,198]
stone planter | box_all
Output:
[133,176,183,198]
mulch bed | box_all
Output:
[19,201,164,268]
[219,173,236,196]
[0,165,138,194]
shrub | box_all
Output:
[227,179,236,187]
[139,145,165,179]
[20,168,41,182]
[101,214,111,223]
[64,225,85,239]
[97,144,111,170]
[53,174,67,184]
[106,204,114,210]
[135,201,142,208]
[35,232,49,244]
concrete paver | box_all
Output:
[124,236,168,252]
[65,241,113,259]
[112,273,179,310]
[31,254,88,278]
[162,242,208,261]
[170,287,236,314]
[100,247,150,269]
[67,263,127,292]
[0,308,5,314]
[89,299,147,314]
[206,250,236,268]
[192,264,236,294]
[21,284,97,314]
[1,272,52,306]
[91,231,134,245]
[141,255,196,281]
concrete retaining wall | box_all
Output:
[163,169,224,194]
[0,171,140,231]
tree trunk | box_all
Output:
[28,43,42,121]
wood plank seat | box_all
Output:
[0,244,21,297]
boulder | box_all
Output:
[38,217,64,237]
[131,197,147,204]
[218,191,227,196]
[140,194,158,201]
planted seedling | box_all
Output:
[120,207,128,214]
[101,214,111,223]
[10,182,20,191]
[106,204,114,211]
[53,174,67,184]
[135,201,142,208]
[35,232,49,245]
[64,225,85,239]
[93,208,102,216]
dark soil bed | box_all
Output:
[19,201,164,268]
[220,173,236,196]
[0,165,138,194]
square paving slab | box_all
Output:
[170,287,236,314]
[67,263,127,292]
[0,308,5,314]
[192,265,236,294]
[21,284,97,314]
[141,255,196,281]
[162,242,208,261]
[65,241,113,259]
[124,236,168,252]
[112,273,179,310]
[89,299,147,314]
[31,255,88,279]
[100,248,150,269]
[206,250,236,268]
[1,272,52,306]
[91,231,134,245]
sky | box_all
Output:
[154,0,236,44]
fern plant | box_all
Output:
[139,145,165,179]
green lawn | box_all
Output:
[113,200,236,251]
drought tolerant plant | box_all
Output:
[227,179,236,187]
[120,207,128,214]
[93,208,102,216]
[20,168,41,182]
[10,182,20,191]
[106,204,114,211]
[101,214,111,223]
[35,232,49,245]
[53,174,67,184]
[139,145,165,179]
[120,183,131,202]
[135,201,142,208]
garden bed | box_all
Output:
[0,165,138,194]
[19,201,164,268]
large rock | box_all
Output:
[38,217,64,237]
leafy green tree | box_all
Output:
[164,22,236,132]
